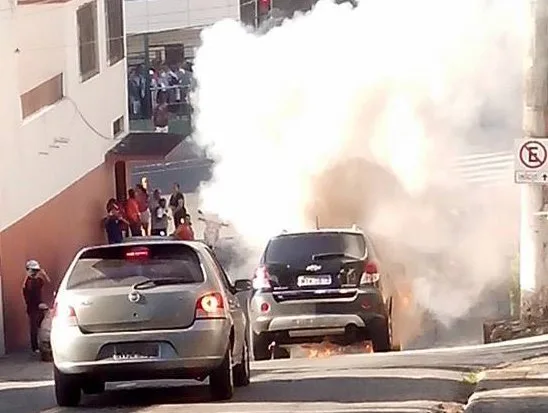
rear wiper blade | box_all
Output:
[312,253,360,261]
[132,278,189,290]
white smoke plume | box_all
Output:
[192,0,527,341]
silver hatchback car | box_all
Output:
[51,240,252,407]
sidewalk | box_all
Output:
[465,356,548,412]
[0,353,55,413]
[0,352,52,382]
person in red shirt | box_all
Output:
[125,189,142,237]
[174,214,195,241]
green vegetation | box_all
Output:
[510,253,520,318]
[462,371,485,385]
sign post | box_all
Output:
[514,139,548,183]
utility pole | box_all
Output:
[521,0,548,315]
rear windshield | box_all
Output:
[66,244,204,290]
[265,232,366,263]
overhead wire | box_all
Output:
[65,97,115,140]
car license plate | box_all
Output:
[297,275,332,287]
[113,343,159,360]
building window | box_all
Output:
[106,0,125,65]
[239,0,257,27]
[112,116,125,137]
[77,1,99,81]
[20,74,64,119]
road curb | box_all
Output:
[463,356,548,412]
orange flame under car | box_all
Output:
[300,340,374,359]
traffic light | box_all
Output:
[258,0,272,22]
[258,0,271,12]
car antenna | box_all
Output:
[315,215,320,229]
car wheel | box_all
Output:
[82,379,105,395]
[209,347,234,400]
[369,318,391,352]
[233,338,251,387]
[252,331,271,361]
[54,365,81,407]
[40,350,53,362]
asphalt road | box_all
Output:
[4,335,548,413]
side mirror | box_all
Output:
[234,279,252,292]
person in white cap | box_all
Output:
[22,260,51,353]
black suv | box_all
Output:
[248,228,395,360]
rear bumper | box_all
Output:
[54,357,224,381]
[250,288,387,337]
[254,313,367,333]
[51,319,230,379]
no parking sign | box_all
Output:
[514,139,548,184]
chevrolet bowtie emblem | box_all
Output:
[306,264,322,272]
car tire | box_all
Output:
[40,350,53,362]
[54,365,81,407]
[233,338,251,387]
[252,331,271,361]
[369,318,391,352]
[82,379,105,395]
[209,347,234,400]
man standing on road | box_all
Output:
[169,183,187,224]
[169,183,185,212]
[22,260,51,354]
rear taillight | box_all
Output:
[52,302,78,326]
[252,266,272,290]
[360,261,380,285]
[195,292,226,319]
[125,246,150,261]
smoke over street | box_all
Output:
[191,0,527,344]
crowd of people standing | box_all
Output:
[128,60,196,130]
[103,183,195,244]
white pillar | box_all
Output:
[0,0,18,356]
[520,185,545,292]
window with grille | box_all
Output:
[112,116,125,137]
[106,0,125,65]
[77,1,100,81]
[239,0,257,27]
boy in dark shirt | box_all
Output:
[104,202,128,244]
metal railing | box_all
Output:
[454,151,513,185]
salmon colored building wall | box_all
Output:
[0,162,116,352]
[0,0,128,352]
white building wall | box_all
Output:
[0,0,18,358]
[0,0,128,232]
[125,0,239,35]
